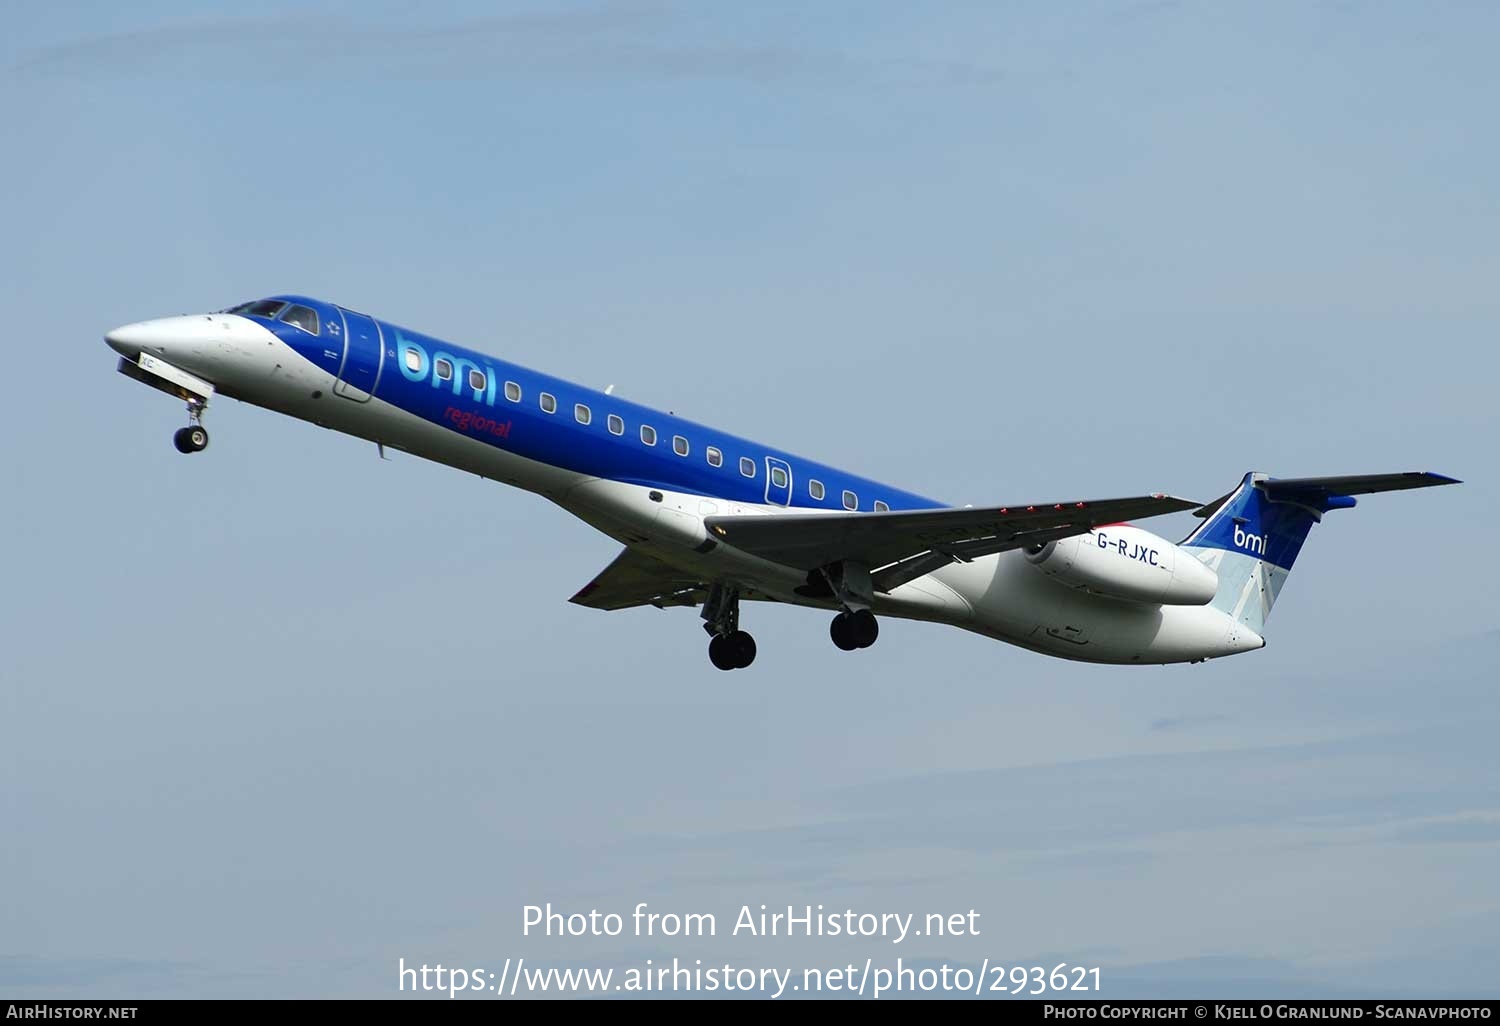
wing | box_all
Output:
[569,547,707,611]
[704,492,1200,592]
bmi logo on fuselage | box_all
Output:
[396,332,500,406]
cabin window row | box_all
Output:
[401,353,493,399]
[403,349,893,510]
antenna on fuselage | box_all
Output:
[604,384,616,395]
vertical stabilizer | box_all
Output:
[1180,470,1459,636]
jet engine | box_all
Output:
[1025,525,1218,606]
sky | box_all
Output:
[2,0,1497,1000]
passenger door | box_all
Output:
[764,456,793,506]
[333,308,385,402]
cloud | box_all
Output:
[1388,814,1500,845]
[8,5,660,75]
[1148,712,1234,732]
[0,956,220,991]
[7,4,1003,87]
[1099,955,1376,999]
[634,717,1500,866]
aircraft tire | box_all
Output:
[727,630,756,668]
[708,634,737,671]
[830,613,859,651]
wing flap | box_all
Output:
[704,492,1200,575]
[569,547,707,611]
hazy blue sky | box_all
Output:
[3,0,1496,999]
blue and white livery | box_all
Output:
[105,296,1460,669]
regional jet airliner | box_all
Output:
[105,297,1458,670]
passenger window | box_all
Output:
[739,457,755,478]
[469,368,486,392]
[706,446,723,468]
[575,403,591,425]
[436,359,452,381]
[874,500,890,512]
[771,466,788,488]
[842,490,858,511]
[279,305,319,334]
[608,414,624,436]
[640,425,656,446]
[504,381,521,402]
[404,348,422,373]
[540,392,556,414]
[809,479,825,500]
[672,435,689,457]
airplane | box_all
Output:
[105,296,1459,670]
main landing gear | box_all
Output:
[697,566,883,670]
[708,631,757,671]
[830,608,878,651]
[172,399,209,454]
[702,583,756,671]
[821,561,880,652]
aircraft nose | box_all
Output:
[105,321,155,360]
[104,315,214,363]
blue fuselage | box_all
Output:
[259,295,942,513]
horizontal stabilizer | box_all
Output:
[1193,471,1459,519]
[1261,471,1460,509]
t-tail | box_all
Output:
[1179,471,1460,636]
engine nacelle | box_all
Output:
[1025,525,1218,606]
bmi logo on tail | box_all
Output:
[1232,523,1267,556]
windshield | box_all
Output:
[278,304,319,334]
[225,299,289,319]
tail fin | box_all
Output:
[1180,471,1460,635]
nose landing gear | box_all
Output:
[173,426,209,453]
[172,400,210,454]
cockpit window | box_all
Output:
[227,299,288,319]
[278,305,319,335]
